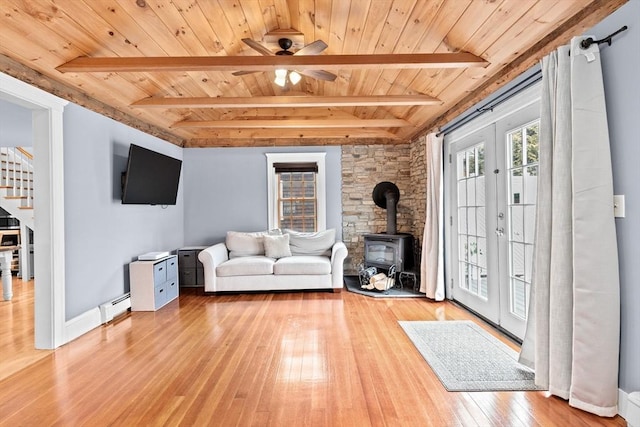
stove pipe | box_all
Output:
[372,182,400,235]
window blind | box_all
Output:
[273,162,318,173]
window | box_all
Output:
[266,153,326,231]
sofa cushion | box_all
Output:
[226,231,265,258]
[273,256,331,275]
[284,229,336,256]
[263,234,292,259]
[216,256,275,277]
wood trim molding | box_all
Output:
[57,52,488,73]
[0,54,184,147]
[132,95,442,108]
[410,0,628,139]
[184,137,402,147]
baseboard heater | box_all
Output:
[99,293,131,324]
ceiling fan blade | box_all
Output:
[298,69,337,82]
[294,40,328,56]
[232,70,262,76]
[241,38,274,56]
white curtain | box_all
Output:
[420,133,444,300]
[519,36,620,417]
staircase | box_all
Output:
[0,147,34,231]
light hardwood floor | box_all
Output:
[0,278,51,382]
[0,285,627,426]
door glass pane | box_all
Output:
[511,242,525,280]
[476,176,485,206]
[467,207,477,236]
[526,123,539,164]
[479,268,488,298]
[460,262,469,290]
[510,130,523,169]
[511,169,523,204]
[459,208,467,234]
[524,166,538,204]
[477,207,486,237]
[511,279,527,318]
[477,237,487,269]
[468,236,478,265]
[467,179,476,206]
[458,180,467,206]
[459,235,468,261]
[468,150,476,177]
[524,205,536,243]
[507,121,539,320]
[469,265,478,293]
[510,206,524,243]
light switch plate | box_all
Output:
[614,195,625,218]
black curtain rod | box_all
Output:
[436,70,542,137]
[437,24,629,137]
[580,25,628,49]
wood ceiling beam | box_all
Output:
[172,118,413,129]
[182,128,400,140]
[132,95,442,108]
[56,52,488,73]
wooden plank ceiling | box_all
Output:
[0,0,626,147]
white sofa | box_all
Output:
[198,229,348,293]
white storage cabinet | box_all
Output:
[130,255,178,311]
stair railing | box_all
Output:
[0,147,33,208]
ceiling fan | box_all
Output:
[232,37,338,86]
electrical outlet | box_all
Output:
[614,195,625,218]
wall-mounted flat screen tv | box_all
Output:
[121,144,182,205]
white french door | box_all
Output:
[450,125,500,323]
[446,100,539,340]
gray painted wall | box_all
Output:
[63,103,184,319]
[0,98,32,147]
[182,146,342,246]
[594,0,640,394]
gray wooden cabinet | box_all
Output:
[178,247,206,287]
[130,255,178,311]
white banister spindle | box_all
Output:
[12,150,17,194]
[0,147,7,187]
[19,152,24,197]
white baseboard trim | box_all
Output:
[64,307,101,344]
[619,388,640,426]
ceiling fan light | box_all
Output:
[275,68,287,78]
[274,75,287,87]
[289,71,301,85]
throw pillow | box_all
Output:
[263,234,292,259]
[284,228,336,256]
[226,231,265,257]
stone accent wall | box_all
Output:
[409,135,427,246]
[341,144,412,273]
[340,138,429,274]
